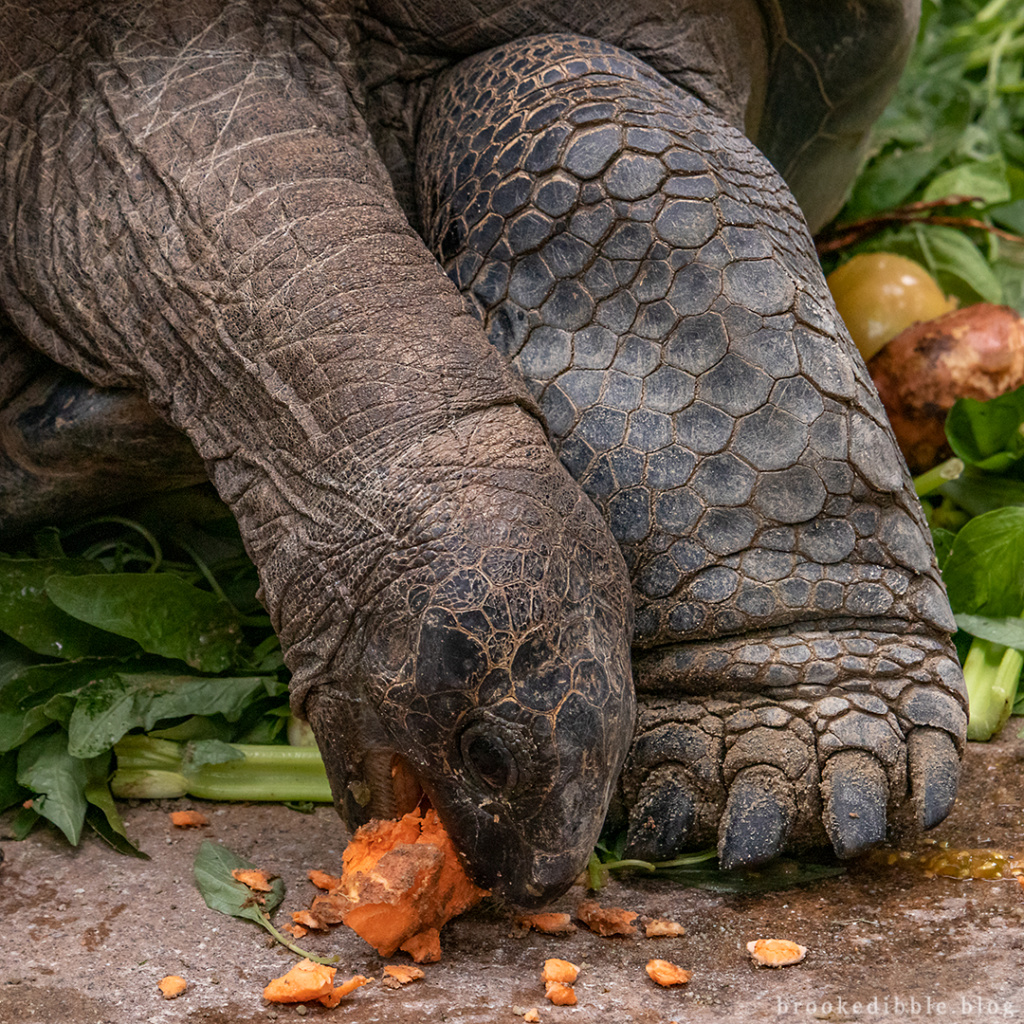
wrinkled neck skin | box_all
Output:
[0,0,635,903]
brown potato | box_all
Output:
[867,304,1024,473]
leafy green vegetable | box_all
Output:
[0,508,295,848]
[946,387,1024,471]
[193,840,335,963]
[45,573,243,672]
[0,559,138,659]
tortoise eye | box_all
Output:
[461,726,518,793]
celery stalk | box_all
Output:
[112,734,333,802]
[962,637,1023,741]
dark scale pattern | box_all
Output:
[418,34,966,861]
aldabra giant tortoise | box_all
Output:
[0,0,966,905]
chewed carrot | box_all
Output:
[263,960,370,1006]
[157,975,187,999]
[263,959,335,1003]
[231,867,276,892]
[319,974,371,1008]
[168,810,208,828]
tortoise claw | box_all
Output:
[624,767,696,861]
[718,767,794,870]
[907,727,960,830]
[821,750,888,858]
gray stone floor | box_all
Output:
[2,726,1022,1024]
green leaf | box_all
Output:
[940,466,1024,516]
[946,385,1024,470]
[942,506,1024,617]
[0,706,53,754]
[66,673,282,759]
[921,156,1012,205]
[83,759,146,858]
[15,730,95,845]
[0,559,136,660]
[955,613,1024,649]
[45,574,243,673]
[185,738,245,771]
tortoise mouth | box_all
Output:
[364,749,429,820]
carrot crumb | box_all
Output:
[307,868,342,890]
[382,964,426,988]
[291,910,327,931]
[281,923,307,939]
[541,959,580,985]
[400,927,442,963]
[544,980,577,1006]
[517,912,576,935]
[318,975,371,1008]
[644,917,686,938]
[746,939,807,967]
[168,810,208,828]
[523,1010,540,1022]
[231,868,276,892]
[646,959,692,987]
[157,975,187,999]
[576,899,638,937]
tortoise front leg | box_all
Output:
[417,33,966,866]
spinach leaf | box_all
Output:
[946,385,1024,471]
[45,573,243,672]
[15,729,107,845]
[66,673,284,759]
[0,559,136,660]
[942,507,1024,618]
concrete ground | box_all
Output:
[2,726,1022,1024]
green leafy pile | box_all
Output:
[0,504,304,853]
[822,0,1024,311]
[920,389,1024,738]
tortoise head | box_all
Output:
[297,452,635,907]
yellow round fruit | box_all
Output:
[826,253,956,361]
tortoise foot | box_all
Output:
[620,628,966,864]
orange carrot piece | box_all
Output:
[517,912,576,935]
[231,868,275,892]
[576,899,638,937]
[157,975,187,999]
[263,959,335,1003]
[331,808,487,959]
[646,959,692,987]
[281,923,308,939]
[382,964,425,988]
[168,810,208,828]
[644,918,686,938]
[291,909,326,931]
[318,974,371,1007]
[542,959,579,985]
[746,938,807,966]
[400,927,442,963]
[307,868,342,890]
[544,980,577,1006]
